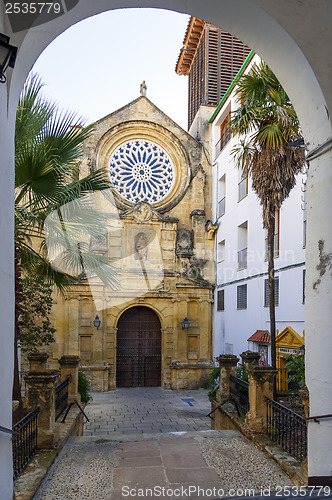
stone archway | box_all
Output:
[116,306,161,387]
[1,2,332,495]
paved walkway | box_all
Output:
[84,387,211,435]
[33,389,293,499]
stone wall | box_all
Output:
[40,96,216,390]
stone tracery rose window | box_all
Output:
[108,139,175,204]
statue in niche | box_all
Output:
[176,228,193,258]
[135,232,148,261]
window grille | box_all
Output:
[264,277,279,307]
[237,284,247,309]
[217,289,224,311]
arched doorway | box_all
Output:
[116,306,161,387]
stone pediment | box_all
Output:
[120,201,178,224]
[93,96,198,144]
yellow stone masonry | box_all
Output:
[24,96,216,390]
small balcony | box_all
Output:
[215,129,231,157]
[218,197,225,218]
[238,176,248,201]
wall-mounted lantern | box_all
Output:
[93,315,101,330]
[0,34,17,83]
[182,317,190,330]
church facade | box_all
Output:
[48,94,216,390]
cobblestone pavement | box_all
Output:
[83,387,212,435]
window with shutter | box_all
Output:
[217,289,225,311]
[264,277,279,307]
[237,284,247,309]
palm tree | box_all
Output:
[14,75,116,404]
[229,62,305,384]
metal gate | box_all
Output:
[116,306,161,387]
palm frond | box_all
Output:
[230,60,306,227]
[15,73,119,295]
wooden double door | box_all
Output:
[116,306,161,387]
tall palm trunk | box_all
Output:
[267,212,277,398]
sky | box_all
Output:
[32,8,190,130]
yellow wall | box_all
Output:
[35,97,216,390]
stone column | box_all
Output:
[28,352,49,372]
[245,365,277,433]
[216,354,239,403]
[299,388,309,420]
[58,355,80,402]
[299,388,309,479]
[240,351,261,371]
[24,370,59,448]
[68,298,79,355]
[305,149,332,485]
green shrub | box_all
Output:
[285,354,305,389]
[236,364,248,382]
[78,370,92,403]
[207,366,220,402]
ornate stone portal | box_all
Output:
[45,95,216,390]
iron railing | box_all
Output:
[215,128,231,156]
[55,377,69,422]
[218,197,225,218]
[238,177,248,201]
[229,375,249,414]
[265,396,307,461]
[13,407,39,479]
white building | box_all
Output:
[208,54,306,364]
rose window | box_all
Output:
[108,140,175,204]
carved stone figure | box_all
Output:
[125,202,153,223]
[176,228,193,257]
[135,232,148,260]
[140,80,147,96]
